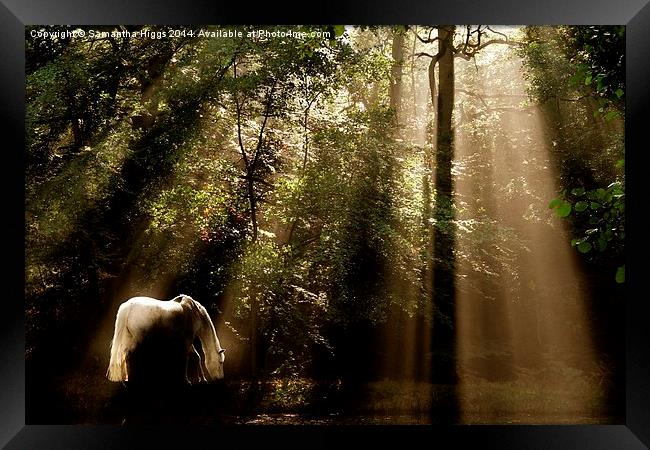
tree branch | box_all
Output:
[251,79,278,171]
[455,38,524,60]
[469,105,536,119]
[456,88,528,99]
[475,39,522,51]
[414,27,439,44]
[456,89,533,115]
[486,26,508,41]
[237,174,273,187]
[544,93,595,102]
[232,59,249,169]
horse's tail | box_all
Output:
[107,301,130,382]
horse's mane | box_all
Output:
[174,294,209,327]
[171,294,187,303]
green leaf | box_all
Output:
[615,265,625,284]
[571,187,585,196]
[615,88,624,98]
[568,72,582,85]
[575,201,589,212]
[590,202,601,210]
[615,159,625,169]
[604,110,619,121]
[585,74,592,85]
[556,202,572,218]
[577,241,592,253]
[604,229,613,241]
[332,25,345,37]
[548,198,562,209]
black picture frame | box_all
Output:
[3,0,649,448]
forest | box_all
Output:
[25,24,625,425]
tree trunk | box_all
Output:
[248,178,259,378]
[390,28,405,123]
[430,25,458,386]
[247,178,259,243]
[411,29,418,119]
[418,146,433,382]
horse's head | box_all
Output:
[183,295,227,381]
[206,348,226,380]
[216,348,226,379]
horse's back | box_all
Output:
[124,296,183,318]
[125,296,181,309]
[122,296,186,339]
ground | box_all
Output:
[27,364,623,425]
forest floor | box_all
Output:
[27,366,623,425]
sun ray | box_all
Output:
[454,33,601,422]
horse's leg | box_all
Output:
[194,345,207,383]
[123,350,130,382]
[191,341,208,383]
[189,344,207,383]
[185,353,192,385]
[199,353,209,383]
[185,344,199,385]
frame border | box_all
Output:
[3,0,649,448]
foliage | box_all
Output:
[566,26,625,113]
[518,26,624,118]
[549,179,625,282]
[520,26,625,285]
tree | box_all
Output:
[429,25,458,385]
[390,27,406,123]
[411,26,521,387]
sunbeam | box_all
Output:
[454,33,603,423]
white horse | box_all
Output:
[107,294,225,383]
